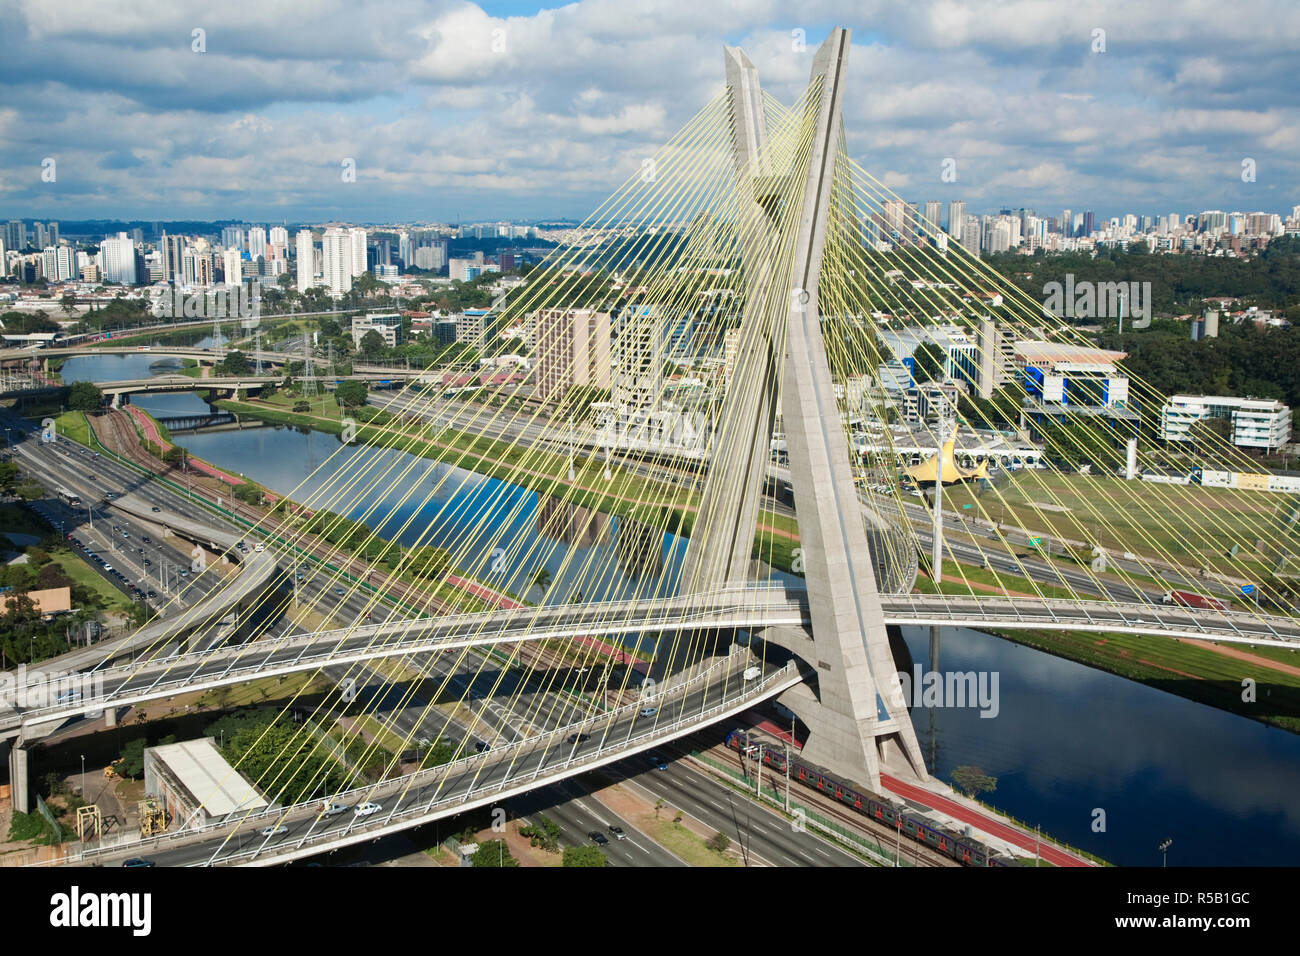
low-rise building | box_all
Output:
[1160,394,1292,451]
[143,737,269,832]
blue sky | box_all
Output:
[0,0,1296,225]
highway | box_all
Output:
[58,657,800,866]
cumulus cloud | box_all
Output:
[0,0,1295,222]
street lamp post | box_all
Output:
[1159,838,1172,867]
[80,755,85,799]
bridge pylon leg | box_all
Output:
[692,30,928,792]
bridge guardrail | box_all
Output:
[34,658,797,867]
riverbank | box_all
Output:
[186,395,1300,737]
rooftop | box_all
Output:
[148,737,268,818]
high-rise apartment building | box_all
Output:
[246,226,267,258]
[613,306,664,411]
[946,200,965,240]
[295,229,314,291]
[349,227,368,277]
[160,233,185,284]
[923,200,942,236]
[100,232,138,285]
[534,308,611,402]
[322,228,352,296]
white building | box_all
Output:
[1160,395,1292,451]
[351,312,402,349]
[99,232,137,285]
[221,247,241,284]
[613,306,664,411]
[295,229,314,291]
[246,226,267,258]
[322,228,352,296]
[349,227,368,278]
[54,245,77,282]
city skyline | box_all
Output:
[1,1,1298,222]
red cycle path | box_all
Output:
[124,405,246,486]
[745,713,1091,867]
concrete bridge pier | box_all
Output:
[7,739,29,814]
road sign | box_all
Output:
[962,504,972,510]
[1028,537,1041,547]
[1241,583,1255,596]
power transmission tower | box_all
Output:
[302,335,317,399]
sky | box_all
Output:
[0,0,1297,226]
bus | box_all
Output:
[56,488,82,508]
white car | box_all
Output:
[319,803,348,818]
[254,543,265,552]
[259,824,288,837]
[354,802,382,818]
[742,666,762,681]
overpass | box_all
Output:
[6,585,1298,745]
[46,655,802,867]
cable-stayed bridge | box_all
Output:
[5,27,1299,865]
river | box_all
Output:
[55,349,1300,866]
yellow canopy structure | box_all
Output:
[903,424,990,484]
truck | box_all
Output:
[1162,589,1229,611]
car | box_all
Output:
[121,532,129,539]
[151,506,161,513]
[87,474,96,480]
[259,825,289,837]
[102,565,114,573]
[647,753,667,770]
[742,666,762,681]
[319,803,348,818]
[567,732,591,744]
[354,802,382,818]
[474,741,490,753]
[608,824,626,840]
[143,559,152,566]
[588,831,609,846]
[335,587,345,596]
[254,543,265,552]
[121,858,155,867]
[142,536,151,544]
[179,568,189,577]
[639,707,657,718]
[147,590,157,598]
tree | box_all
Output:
[529,566,552,600]
[911,342,947,384]
[562,845,606,867]
[470,839,518,867]
[66,381,103,412]
[950,765,997,799]
[706,831,731,853]
[408,545,452,581]
[114,738,147,780]
[357,328,386,360]
[221,351,251,376]
[335,379,368,408]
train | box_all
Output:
[724,729,1019,867]
[1162,589,1229,611]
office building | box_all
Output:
[1160,395,1292,451]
